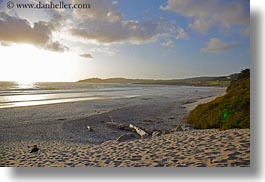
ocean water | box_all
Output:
[0,81,224,108]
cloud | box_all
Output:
[201,38,242,53]
[70,0,188,45]
[112,1,118,5]
[188,19,209,34]
[71,20,175,44]
[0,0,190,54]
[89,47,118,56]
[72,0,122,23]
[0,13,52,45]
[0,13,68,52]
[0,42,11,47]
[176,28,188,39]
[80,53,93,58]
[162,40,174,48]
[161,28,187,48]
[161,0,249,34]
[45,41,70,52]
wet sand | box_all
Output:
[0,87,225,144]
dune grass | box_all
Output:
[187,69,250,130]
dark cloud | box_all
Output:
[0,12,68,52]
[79,53,93,59]
[45,41,70,52]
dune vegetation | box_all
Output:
[188,69,250,130]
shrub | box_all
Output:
[187,69,250,130]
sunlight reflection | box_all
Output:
[17,81,35,89]
[0,96,100,108]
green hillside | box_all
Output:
[78,76,231,87]
[187,69,250,130]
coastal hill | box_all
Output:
[188,69,250,130]
[77,74,240,87]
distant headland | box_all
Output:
[77,72,243,87]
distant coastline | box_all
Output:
[77,74,241,87]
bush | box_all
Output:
[187,69,250,130]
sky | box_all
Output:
[0,0,250,82]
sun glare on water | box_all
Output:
[17,80,35,89]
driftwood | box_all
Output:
[105,122,122,129]
[173,120,194,132]
[116,133,135,142]
[161,129,170,135]
[181,124,193,131]
[181,125,190,131]
[152,131,161,137]
[105,122,131,131]
[129,124,148,138]
[174,120,183,131]
[106,116,132,131]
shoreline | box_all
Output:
[183,92,226,113]
[0,86,226,144]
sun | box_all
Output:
[0,43,80,82]
[0,44,41,82]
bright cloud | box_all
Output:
[72,0,122,23]
[176,28,189,39]
[89,47,118,56]
[162,40,174,48]
[161,0,249,34]
[70,0,188,45]
[201,38,242,53]
[112,1,118,5]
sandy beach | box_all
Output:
[0,86,225,144]
[0,129,250,167]
[0,86,250,167]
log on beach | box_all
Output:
[129,124,148,138]
[105,122,132,131]
[116,133,136,142]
